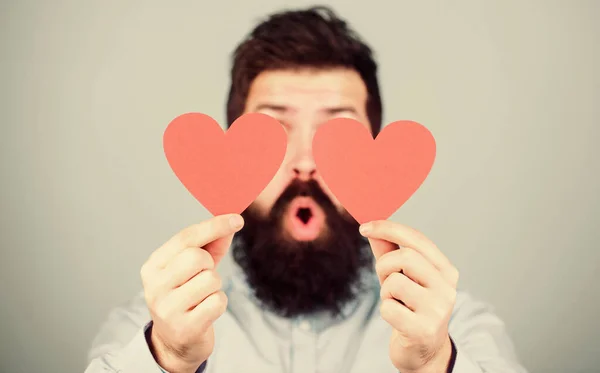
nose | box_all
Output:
[293,155,317,181]
[288,130,317,181]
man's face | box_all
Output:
[244,68,371,239]
[232,68,374,318]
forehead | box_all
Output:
[244,68,368,114]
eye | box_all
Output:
[279,120,292,132]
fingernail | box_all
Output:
[229,215,244,230]
[359,223,372,236]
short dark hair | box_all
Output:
[225,5,383,136]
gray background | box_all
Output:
[1,1,599,372]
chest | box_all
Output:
[208,308,398,373]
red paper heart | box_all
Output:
[163,112,287,216]
[313,118,436,224]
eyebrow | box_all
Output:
[252,104,358,116]
[253,104,290,113]
[324,106,358,116]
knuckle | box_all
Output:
[442,265,459,288]
[452,266,460,285]
[177,225,194,245]
[390,247,408,266]
[198,290,215,308]
[216,291,228,313]
[142,280,162,308]
[209,290,226,307]
[370,220,386,232]
[379,283,388,299]
[197,249,215,269]
[375,259,385,277]
[149,271,168,292]
[388,272,406,290]
[379,301,388,318]
[154,298,177,322]
[414,229,427,242]
[184,248,214,271]
[447,287,457,304]
[379,299,395,319]
[196,293,226,331]
[140,263,152,283]
[400,246,415,259]
[186,248,205,268]
[388,271,404,282]
[204,250,216,268]
[198,270,222,290]
[211,271,223,290]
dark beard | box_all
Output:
[232,179,374,318]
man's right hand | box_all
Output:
[140,213,245,373]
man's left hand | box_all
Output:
[359,220,459,373]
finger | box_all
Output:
[380,298,418,333]
[380,272,428,312]
[149,214,244,269]
[375,246,446,289]
[361,220,458,286]
[187,291,228,335]
[202,232,235,268]
[366,237,398,261]
[168,233,235,271]
[361,220,446,266]
[167,269,222,312]
[158,247,215,292]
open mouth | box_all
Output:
[296,207,313,224]
[285,197,325,241]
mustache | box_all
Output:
[269,178,336,219]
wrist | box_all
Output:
[405,336,453,373]
[148,329,204,373]
[424,336,454,373]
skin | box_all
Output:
[242,68,371,218]
[142,67,458,373]
[360,220,458,373]
[142,214,244,373]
